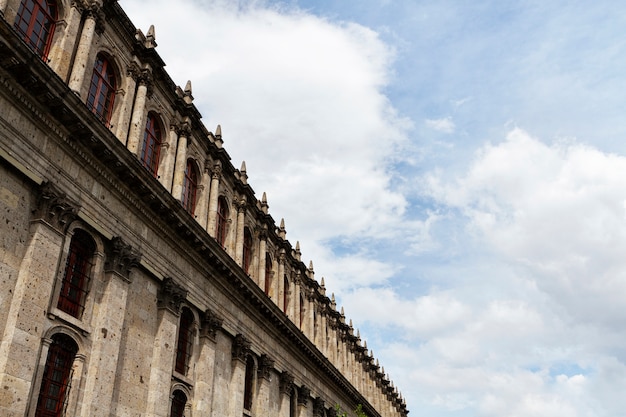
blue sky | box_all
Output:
[124,1,626,416]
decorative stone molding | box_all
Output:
[297,385,310,406]
[200,308,223,341]
[234,196,247,212]
[231,333,251,363]
[279,371,294,396]
[313,397,325,417]
[157,277,187,314]
[33,182,80,234]
[104,236,141,281]
[257,354,274,381]
[211,162,222,180]
[326,406,338,417]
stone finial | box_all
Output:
[183,80,193,104]
[201,308,223,341]
[34,182,80,233]
[239,161,248,185]
[260,192,269,214]
[145,25,157,48]
[331,293,336,309]
[214,124,223,148]
[320,277,326,296]
[104,236,142,281]
[295,241,301,261]
[278,218,286,239]
[257,354,274,380]
[157,277,188,313]
[232,334,251,363]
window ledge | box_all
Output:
[48,308,92,336]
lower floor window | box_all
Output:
[35,334,78,417]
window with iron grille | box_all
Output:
[57,230,95,318]
[181,160,197,215]
[264,254,272,295]
[140,113,162,177]
[216,197,228,247]
[35,334,78,417]
[175,308,194,375]
[283,275,289,314]
[86,54,116,125]
[243,355,255,411]
[243,227,252,274]
[170,390,187,417]
[14,0,57,60]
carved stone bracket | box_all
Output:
[200,308,223,341]
[279,371,294,396]
[231,333,251,363]
[326,406,338,417]
[34,182,80,234]
[257,354,274,381]
[157,277,187,314]
[313,397,325,417]
[297,385,310,406]
[104,236,142,281]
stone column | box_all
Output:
[297,386,310,417]
[0,183,78,417]
[194,162,211,228]
[227,334,251,417]
[158,125,179,192]
[49,1,84,79]
[278,371,294,417]
[65,353,86,417]
[68,6,101,93]
[192,309,223,416]
[257,230,267,292]
[80,238,140,417]
[234,197,246,266]
[206,163,222,237]
[145,278,187,417]
[277,250,285,311]
[114,63,140,142]
[171,124,190,202]
[254,354,274,416]
[126,71,152,155]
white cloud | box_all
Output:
[426,117,456,133]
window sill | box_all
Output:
[48,308,92,336]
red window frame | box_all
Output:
[170,390,187,417]
[140,114,162,177]
[35,334,78,417]
[216,197,228,247]
[87,54,116,125]
[283,275,289,313]
[242,227,252,274]
[14,0,57,60]
[264,255,272,295]
[57,230,95,318]
[175,308,194,375]
[181,160,197,215]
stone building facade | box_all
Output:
[0,1,409,417]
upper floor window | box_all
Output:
[14,0,57,60]
[283,275,289,314]
[216,196,229,247]
[175,308,194,375]
[140,113,162,177]
[181,160,198,215]
[57,230,95,318]
[170,390,187,417]
[87,54,116,125]
[242,227,252,274]
[264,254,272,295]
[35,334,78,417]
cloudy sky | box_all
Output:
[123,1,626,416]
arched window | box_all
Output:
[57,230,95,318]
[283,275,289,314]
[140,113,162,177]
[299,294,305,327]
[264,254,272,295]
[14,0,57,59]
[182,160,198,215]
[242,227,252,274]
[87,54,116,125]
[35,334,78,417]
[175,308,194,375]
[216,197,228,247]
[243,355,255,411]
[170,390,187,417]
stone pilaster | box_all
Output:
[277,250,285,311]
[313,397,325,417]
[254,354,274,416]
[80,237,140,417]
[206,163,222,237]
[278,371,294,417]
[234,197,246,266]
[49,1,84,79]
[258,229,267,292]
[228,334,251,417]
[68,5,102,93]
[0,183,79,417]
[297,385,310,417]
[171,123,190,202]
[192,309,223,416]
[114,63,140,141]
[158,124,179,192]
[126,71,152,155]
[195,161,211,228]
